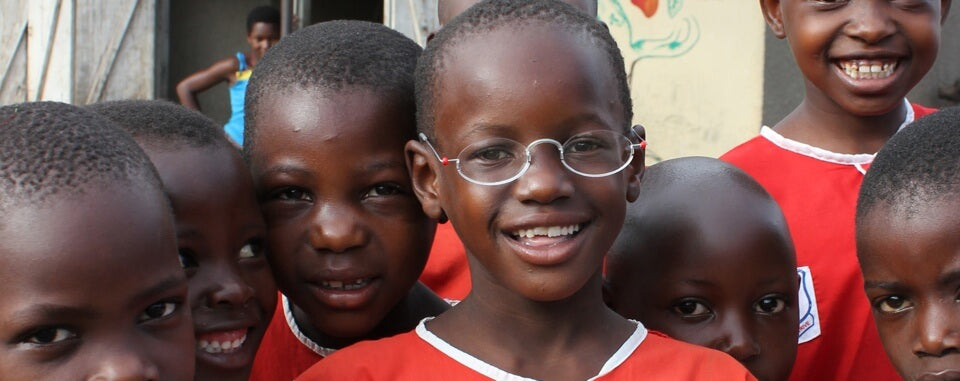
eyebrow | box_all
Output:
[864,280,905,290]
[364,159,405,173]
[259,165,313,179]
[8,304,99,324]
[128,275,187,308]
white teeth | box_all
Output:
[321,278,371,290]
[839,60,897,80]
[197,333,248,354]
[513,224,580,239]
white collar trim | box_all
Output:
[282,294,337,357]
[415,318,647,380]
[759,98,915,166]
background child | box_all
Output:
[721,1,949,379]
[176,5,280,147]
[302,1,753,379]
[605,157,799,381]
[242,21,449,380]
[88,100,276,381]
[0,102,194,380]
[856,106,960,381]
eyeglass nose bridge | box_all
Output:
[524,138,567,163]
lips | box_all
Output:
[503,220,588,266]
[309,275,382,310]
[915,369,960,381]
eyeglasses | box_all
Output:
[420,126,646,186]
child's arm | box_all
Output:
[175,57,239,111]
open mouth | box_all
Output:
[509,224,582,246]
[320,278,373,291]
[837,59,899,80]
[197,328,248,355]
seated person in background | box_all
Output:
[0,102,194,380]
[856,107,960,381]
[176,5,280,147]
[605,157,799,381]
[89,100,277,381]
[242,20,450,380]
[302,1,754,379]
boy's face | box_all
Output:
[762,0,947,115]
[0,184,194,380]
[250,88,434,338]
[247,22,280,60]
[859,200,960,380]
[146,144,276,381]
[608,211,798,381]
[409,26,642,302]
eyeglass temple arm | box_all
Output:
[630,125,647,150]
[418,133,453,166]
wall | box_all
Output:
[600,0,767,163]
[0,0,159,105]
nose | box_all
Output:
[88,351,160,381]
[843,1,896,44]
[914,301,960,357]
[513,141,574,204]
[204,262,256,308]
[308,203,368,253]
[710,315,761,362]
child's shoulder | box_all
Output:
[604,330,755,380]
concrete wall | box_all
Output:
[763,5,960,126]
[600,0,767,163]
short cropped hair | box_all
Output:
[0,102,161,210]
[416,0,631,136]
[244,20,422,158]
[247,5,280,33]
[88,99,227,151]
[858,107,960,222]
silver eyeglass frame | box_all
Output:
[418,125,646,186]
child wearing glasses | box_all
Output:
[242,21,449,380]
[301,1,753,379]
[605,157,799,381]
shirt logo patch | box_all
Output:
[797,266,821,344]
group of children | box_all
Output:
[0,0,955,380]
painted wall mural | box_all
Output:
[600,0,700,80]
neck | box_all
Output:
[775,84,908,155]
[434,271,633,359]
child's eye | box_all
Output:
[20,327,76,346]
[876,295,913,314]
[178,249,198,269]
[754,296,787,314]
[469,146,515,163]
[238,240,264,259]
[565,137,606,153]
[672,299,712,318]
[363,183,403,199]
[138,301,179,322]
[270,187,312,202]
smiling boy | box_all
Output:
[721,1,950,379]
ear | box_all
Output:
[625,125,646,203]
[406,139,446,221]
[941,0,952,24]
[760,0,786,39]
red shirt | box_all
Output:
[720,102,936,381]
[249,295,328,381]
[419,223,472,301]
[299,320,756,380]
